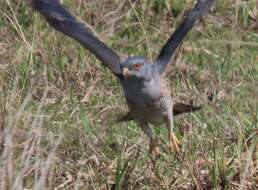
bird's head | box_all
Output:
[121,56,151,80]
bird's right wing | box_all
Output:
[154,0,215,74]
[27,0,122,76]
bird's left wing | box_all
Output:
[27,0,122,76]
[173,103,201,116]
[154,0,215,74]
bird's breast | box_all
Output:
[120,75,173,124]
[126,95,171,125]
[121,76,162,106]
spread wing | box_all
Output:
[154,0,215,74]
[27,0,122,76]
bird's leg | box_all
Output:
[137,121,160,156]
[149,137,160,157]
[165,113,180,153]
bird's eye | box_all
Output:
[133,63,142,71]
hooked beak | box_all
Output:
[122,68,131,78]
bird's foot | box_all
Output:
[168,133,180,153]
[149,138,160,157]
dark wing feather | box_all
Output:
[173,103,201,116]
[28,0,122,76]
[155,0,215,74]
[116,111,134,123]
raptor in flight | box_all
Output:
[27,0,215,156]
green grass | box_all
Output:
[0,0,258,189]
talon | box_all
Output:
[168,133,180,153]
[149,138,160,157]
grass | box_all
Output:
[0,0,258,189]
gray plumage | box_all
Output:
[27,0,215,155]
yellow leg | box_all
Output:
[149,138,160,156]
[168,130,180,153]
[165,113,180,153]
[137,121,160,156]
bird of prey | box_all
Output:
[27,0,215,156]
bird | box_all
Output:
[27,0,215,156]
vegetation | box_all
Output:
[0,0,257,189]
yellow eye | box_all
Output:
[133,63,142,71]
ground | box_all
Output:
[0,0,258,189]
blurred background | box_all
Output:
[0,0,257,189]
